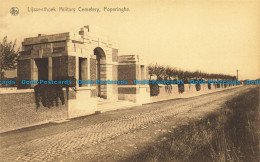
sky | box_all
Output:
[0,0,260,80]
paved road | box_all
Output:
[0,86,250,162]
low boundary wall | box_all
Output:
[0,89,75,133]
[150,84,241,103]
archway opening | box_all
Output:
[94,47,106,98]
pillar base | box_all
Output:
[68,87,97,118]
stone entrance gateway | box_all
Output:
[18,25,150,118]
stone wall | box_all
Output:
[0,90,75,133]
[150,84,239,103]
[17,59,31,89]
[52,56,69,79]
[118,64,137,85]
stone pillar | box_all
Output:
[48,57,52,81]
[105,64,117,100]
[30,59,38,88]
[75,56,79,88]
[87,58,91,81]
[30,59,34,81]
[141,65,145,80]
[99,63,107,98]
[112,64,118,100]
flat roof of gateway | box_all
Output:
[22,32,83,45]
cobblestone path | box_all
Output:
[0,87,245,162]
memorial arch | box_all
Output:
[94,47,106,98]
[18,25,150,118]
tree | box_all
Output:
[148,64,156,80]
[154,64,165,81]
[165,66,172,81]
[0,36,19,79]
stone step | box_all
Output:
[97,100,137,112]
[98,101,135,107]
[97,98,118,105]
